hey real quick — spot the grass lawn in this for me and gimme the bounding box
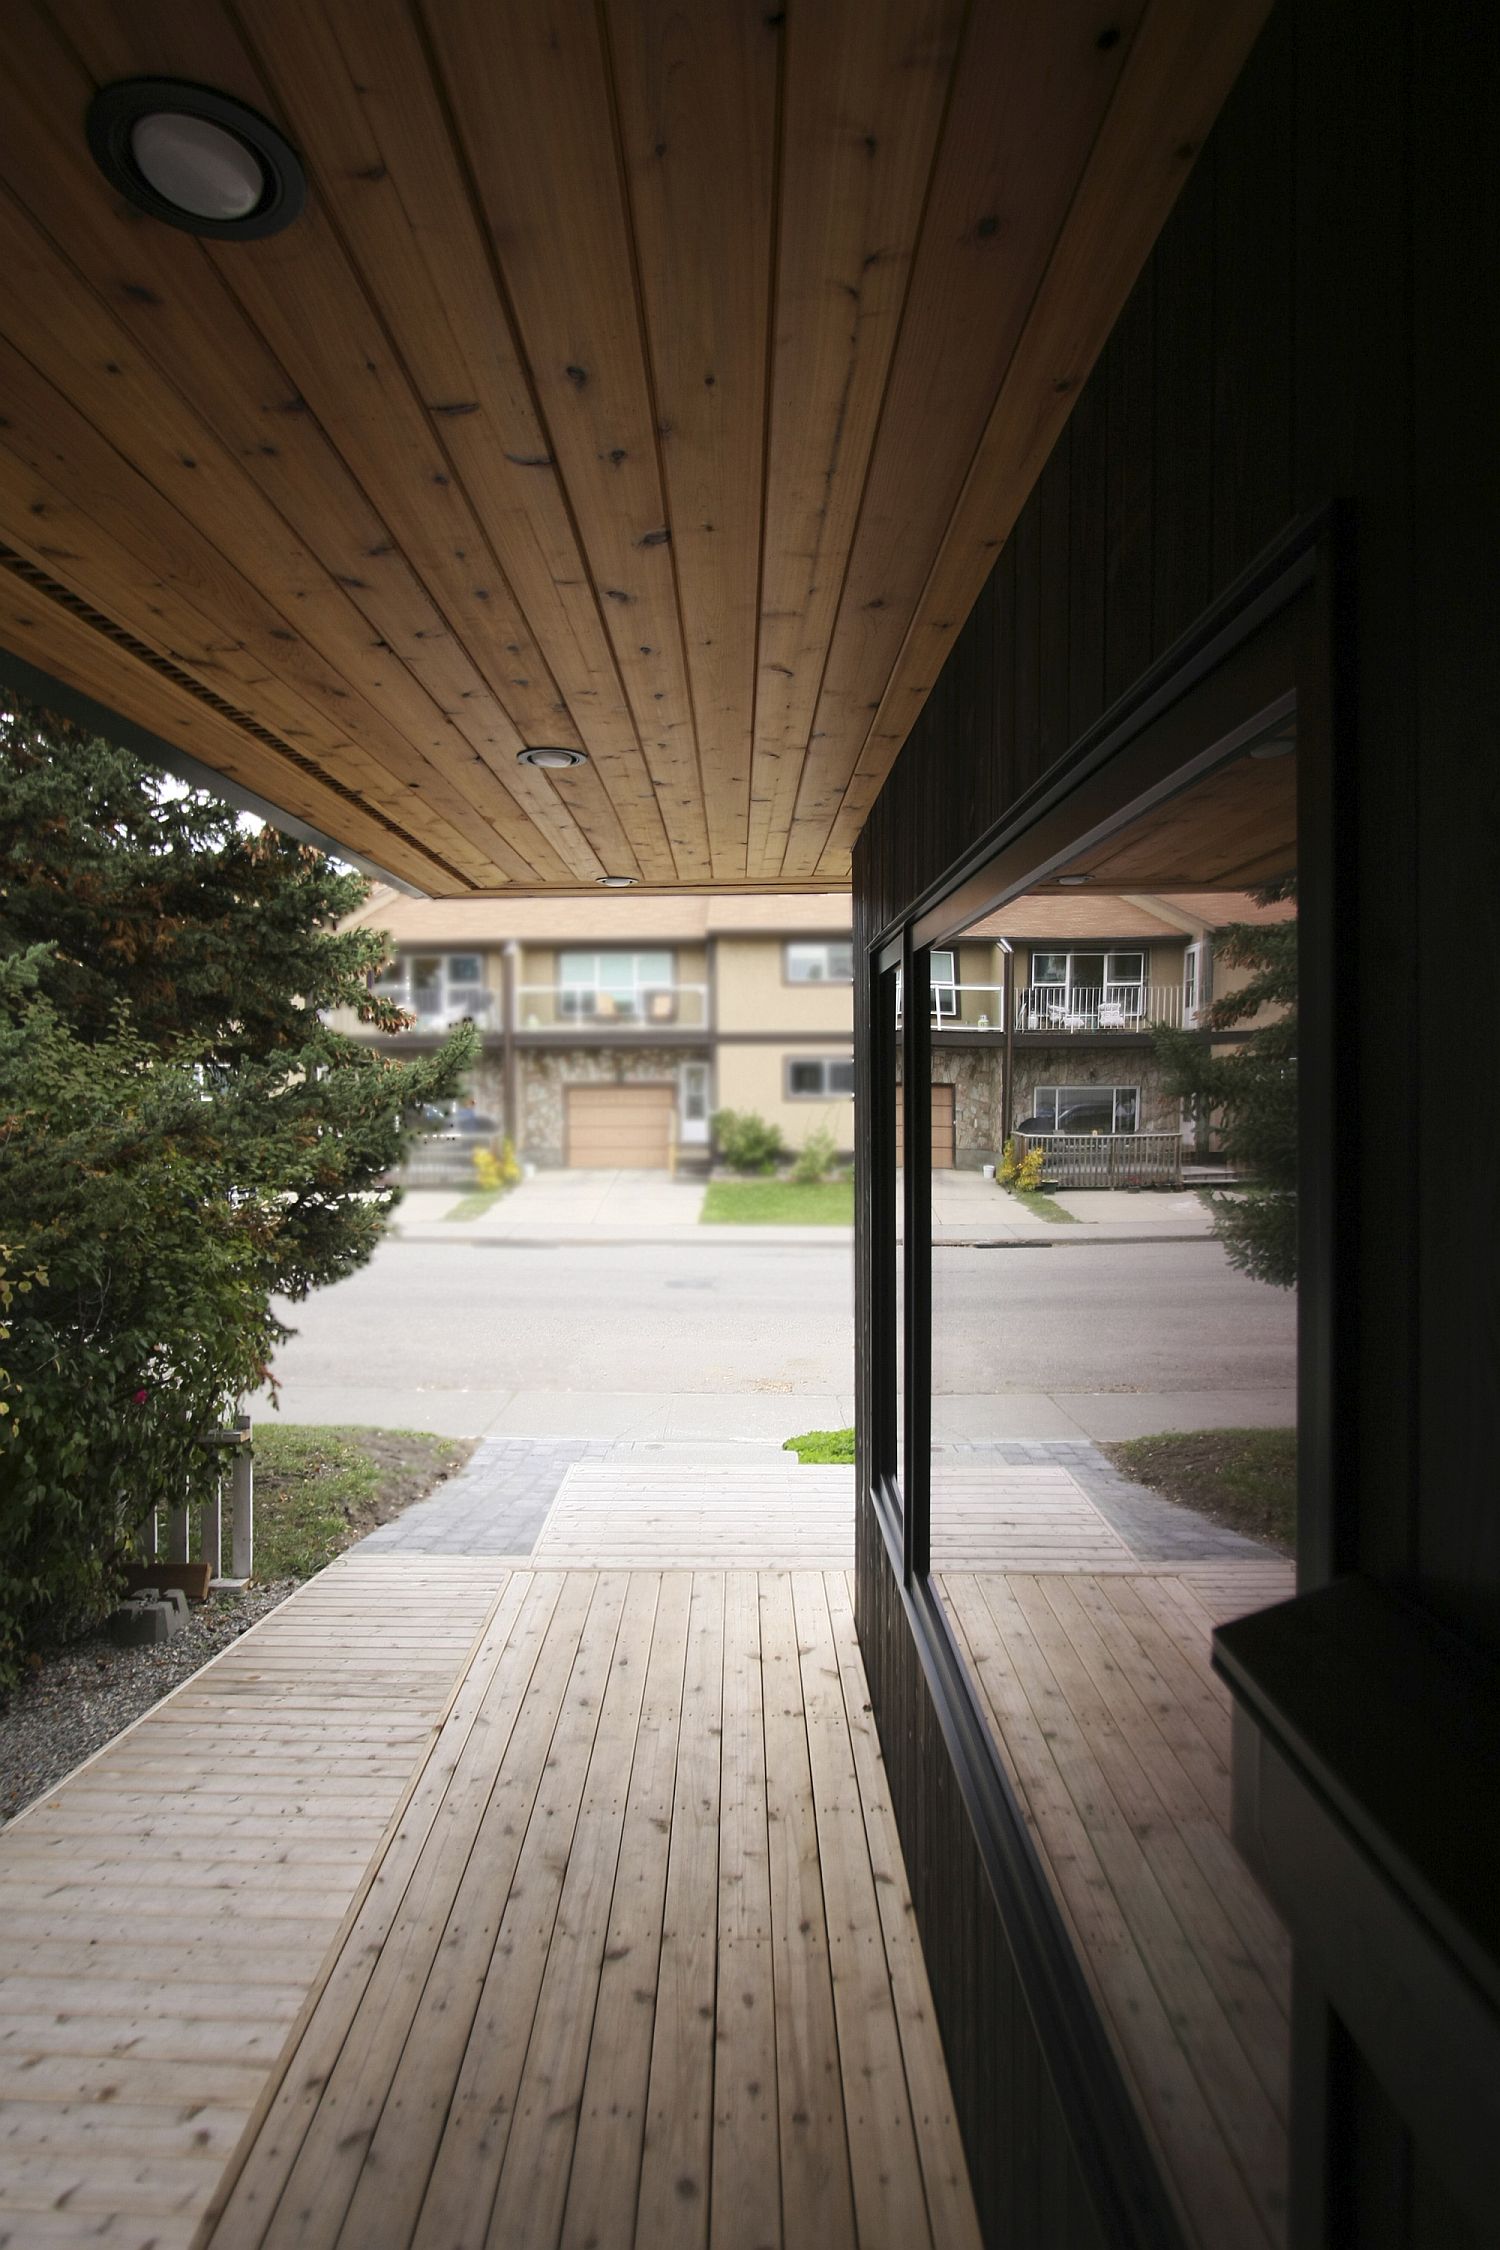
[443,1188,507,1221]
[702,1177,853,1225]
[1103,1427,1297,1553]
[999,1183,1076,1224]
[783,1427,855,1464]
[250,1426,475,1580]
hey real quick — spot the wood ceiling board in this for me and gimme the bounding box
[778,0,1145,879]
[747,0,963,880]
[604,0,778,882]
[32,0,602,888]
[237,0,677,885]
[426,0,714,883]
[0,335,525,888]
[0,185,536,885]
[817,0,1276,874]
[1054,753,1297,889]
[0,575,460,892]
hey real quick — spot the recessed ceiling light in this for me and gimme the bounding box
[1249,736,1295,760]
[516,744,588,769]
[1058,874,1089,887]
[87,80,306,239]
[597,875,636,887]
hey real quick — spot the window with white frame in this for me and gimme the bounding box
[1031,1084,1140,1133]
[786,1054,855,1098]
[785,939,854,984]
[371,951,491,1027]
[557,949,675,1023]
[1025,948,1148,1027]
[929,948,958,1018]
[1183,939,1211,1025]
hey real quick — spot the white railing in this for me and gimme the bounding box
[897,983,1006,1029]
[1015,984,1183,1034]
[516,983,709,1030]
[1015,1131,1183,1187]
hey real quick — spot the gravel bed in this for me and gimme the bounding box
[0,1582,297,1827]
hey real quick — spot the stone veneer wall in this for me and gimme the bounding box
[522,1046,709,1164]
[930,1048,1004,1167]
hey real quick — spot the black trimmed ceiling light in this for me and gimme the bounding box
[516,744,588,770]
[86,79,306,239]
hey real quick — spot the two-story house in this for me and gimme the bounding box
[907,888,1293,1169]
[335,889,855,1168]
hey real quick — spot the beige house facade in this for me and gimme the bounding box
[335,890,855,1166]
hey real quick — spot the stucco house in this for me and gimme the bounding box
[334,888,855,1168]
[902,888,1294,1168]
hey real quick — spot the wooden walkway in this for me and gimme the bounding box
[0,1554,510,2250]
[939,1563,1293,2250]
[199,1568,978,2250]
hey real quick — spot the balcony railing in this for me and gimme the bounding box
[1014,984,1184,1034]
[900,983,1185,1032]
[515,983,710,1030]
[1015,1130,1183,1187]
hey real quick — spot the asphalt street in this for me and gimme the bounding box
[260,1235,1296,1444]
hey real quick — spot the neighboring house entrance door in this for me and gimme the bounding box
[565,1083,674,1168]
[895,1083,956,1169]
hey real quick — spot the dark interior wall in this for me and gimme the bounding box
[854,0,1498,2240]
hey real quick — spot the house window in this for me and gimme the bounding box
[785,939,854,984]
[1024,949,1149,1028]
[558,950,675,1024]
[929,948,957,1019]
[1032,1085,1140,1133]
[1183,940,1210,1024]
[786,1055,855,1098]
[371,952,491,1027]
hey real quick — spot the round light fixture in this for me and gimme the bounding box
[516,744,588,770]
[597,875,636,888]
[87,80,306,240]
[1058,874,1089,887]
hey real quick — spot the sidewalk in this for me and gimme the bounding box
[392,1167,1219,1250]
[254,1379,1292,1443]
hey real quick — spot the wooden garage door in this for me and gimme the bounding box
[895,1083,956,1169]
[565,1083,674,1167]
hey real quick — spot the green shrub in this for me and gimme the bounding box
[997,1136,1020,1185]
[712,1108,783,1174]
[790,1123,839,1185]
[783,1427,855,1464]
[1016,1143,1046,1193]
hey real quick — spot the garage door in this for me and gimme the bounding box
[565,1083,675,1167]
[895,1083,956,1169]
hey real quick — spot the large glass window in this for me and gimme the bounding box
[558,949,675,1023]
[372,951,492,1027]
[898,706,1302,2249]
[785,939,854,983]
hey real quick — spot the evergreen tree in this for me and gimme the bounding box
[1151,877,1297,1288]
[0,702,475,1680]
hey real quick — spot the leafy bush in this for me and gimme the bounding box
[0,704,476,1689]
[1016,1144,1046,1193]
[712,1108,783,1174]
[472,1137,521,1193]
[790,1123,839,1185]
[997,1136,1021,1185]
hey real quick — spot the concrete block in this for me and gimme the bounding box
[109,1599,176,1647]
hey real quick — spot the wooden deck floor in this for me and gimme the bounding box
[199,1567,978,2250]
[939,1563,1293,2250]
[0,1554,511,2250]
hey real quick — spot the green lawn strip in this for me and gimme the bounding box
[783,1428,855,1464]
[1103,1427,1297,1553]
[999,1184,1077,1224]
[701,1178,854,1225]
[250,1426,475,1580]
[443,1188,508,1221]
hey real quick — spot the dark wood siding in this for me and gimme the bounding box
[854,0,1500,2241]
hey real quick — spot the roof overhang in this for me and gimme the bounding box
[0,0,1269,896]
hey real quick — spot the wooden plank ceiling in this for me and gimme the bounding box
[0,0,1268,895]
